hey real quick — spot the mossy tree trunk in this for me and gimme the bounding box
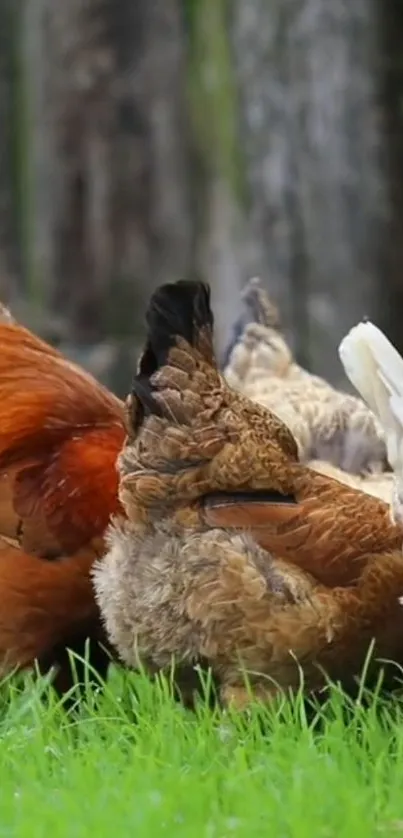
[185,0,247,353]
[231,0,396,386]
[231,0,389,385]
[0,0,23,299]
[231,0,304,350]
[26,0,193,345]
[377,0,403,357]
[16,0,403,387]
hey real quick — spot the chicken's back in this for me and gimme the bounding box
[0,312,126,693]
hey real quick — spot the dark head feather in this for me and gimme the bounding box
[130,279,214,432]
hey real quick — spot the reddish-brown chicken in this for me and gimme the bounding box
[0,304,126,695]
[94,280,403,709]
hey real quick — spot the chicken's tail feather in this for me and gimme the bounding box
[221,277,280,369]
[339,322,403,478]
[129,279,216,433]
[138,279,213,378]
[241,277,281,329]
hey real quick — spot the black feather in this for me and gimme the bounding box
[135,279,213,382]
[131,279,214,428]
[203,489,297,508]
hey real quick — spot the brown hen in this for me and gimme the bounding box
[93,280,403,710]
[0,303,126,695]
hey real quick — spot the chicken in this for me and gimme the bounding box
[0,302,126,695]
[222,277,387,476]
[339,321,403,526]
[93,279,403,710]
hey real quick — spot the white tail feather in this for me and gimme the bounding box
[338,322,403,480]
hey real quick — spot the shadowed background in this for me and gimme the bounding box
[1,0,402,395]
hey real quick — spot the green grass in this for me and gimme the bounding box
[1,666,403,837]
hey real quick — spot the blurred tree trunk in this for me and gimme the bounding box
[0,0,22,298]
[19,0,403,391]
[26,0,192,344]
[377,0,403,357]
[286,0,387,384]
[231,0,387,385]
[185,0,246,353]
[231,0,303,350]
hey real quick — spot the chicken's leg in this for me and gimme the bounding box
[220,682,282,710]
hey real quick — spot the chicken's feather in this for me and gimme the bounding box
[0,324,126,557]
[123,280,400,587]
[339,322,403,475]
[0,315,126,692]
[95,279,403,706]
[339,321,403,527]
[223,277,387,476]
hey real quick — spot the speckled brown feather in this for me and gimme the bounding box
[94,279,403,708]
[95,518,403,707]
[204,467,403,587]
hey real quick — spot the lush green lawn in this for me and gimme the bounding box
[1,666,403,838]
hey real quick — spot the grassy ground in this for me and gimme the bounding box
[1,665,403,838]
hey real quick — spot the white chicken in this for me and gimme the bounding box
[339,322,403,525]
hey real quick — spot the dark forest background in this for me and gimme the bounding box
[1,0,403,395]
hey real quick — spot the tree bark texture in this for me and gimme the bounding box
[27,0,193,344]
[231,0,388,385]
[9,0,403,390]
[0,0,23,299]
